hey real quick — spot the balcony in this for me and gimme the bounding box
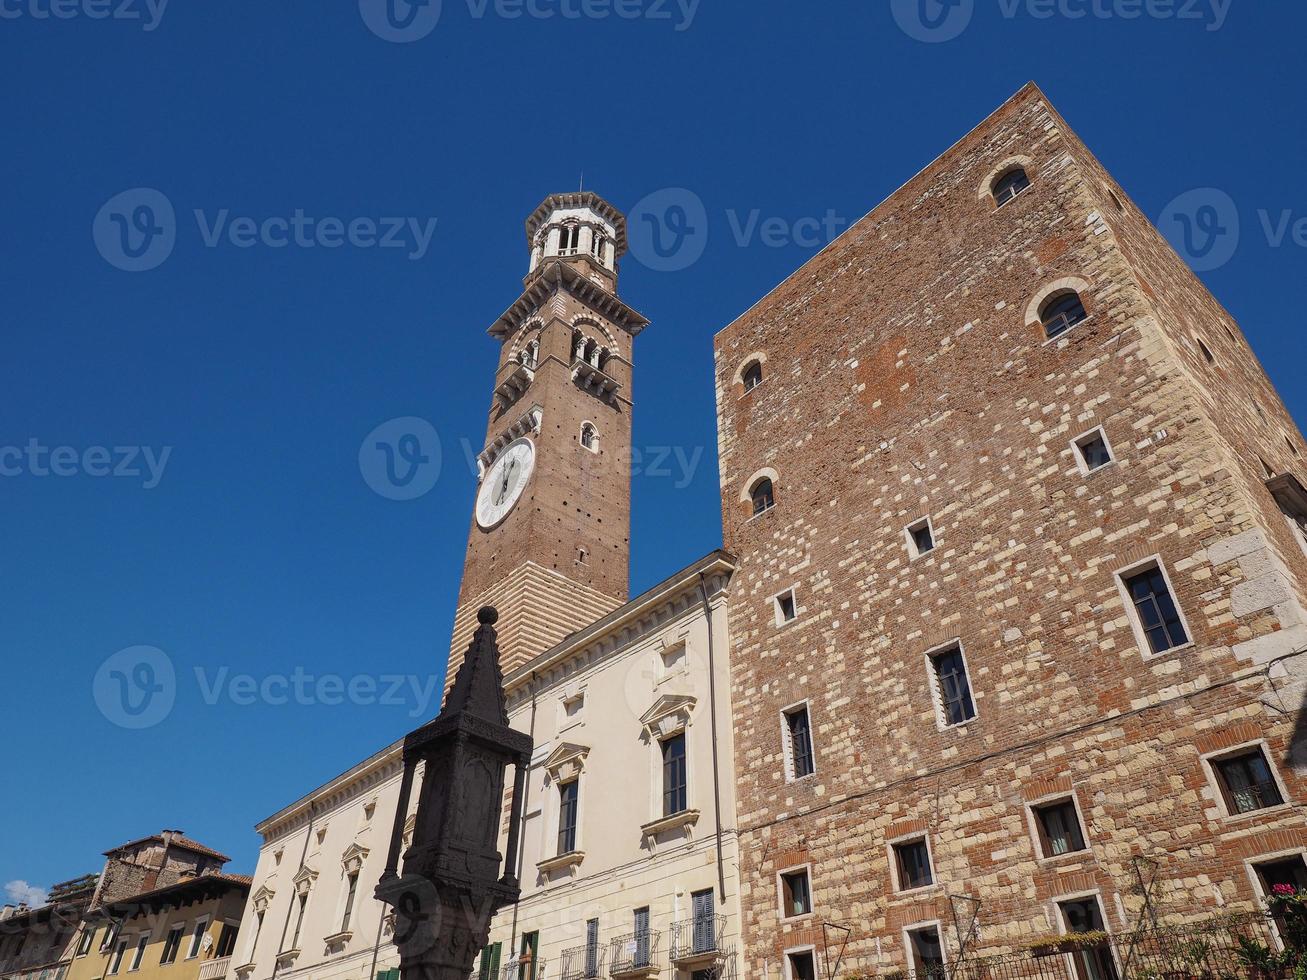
[558,942,604,980]
[495,362,535,410]
[197,957,232,980]
[669,915,725,969]
[571,359,622,400]
[498,959,548,980]
[608,930,660,979]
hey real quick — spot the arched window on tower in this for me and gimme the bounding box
[520,340,539,370]
[992,167,1032,208]
[580,423,598,453]
[559,224,581,256]
[1040,291,1089,340]
[750,477,775,516]
[742,360,764,392]
[591,232,606,260]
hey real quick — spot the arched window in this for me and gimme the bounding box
[580,423,598,452]
[1040,292,1089,340]
[750,477,775,516]
[591,232,606,259]
[992,167,1031,207]
[559,224,581,255]
[520,340,539,369]
[742,361,763,392]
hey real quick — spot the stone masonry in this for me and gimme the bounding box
[713,82,1307,977]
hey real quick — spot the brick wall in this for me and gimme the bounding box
[713,83,1307,976]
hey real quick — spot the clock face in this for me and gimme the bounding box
[476,438,536,529]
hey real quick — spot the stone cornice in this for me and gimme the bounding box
[488,261,648,340]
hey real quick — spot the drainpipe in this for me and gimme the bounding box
[697,571,728,902]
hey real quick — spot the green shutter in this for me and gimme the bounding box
[478,943,501,980]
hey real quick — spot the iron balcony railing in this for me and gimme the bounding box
[608,929,661,975]
[497,958,547,980]
[558,943,604,980]
[669,914,726,962]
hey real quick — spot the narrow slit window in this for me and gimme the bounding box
[907,518,935,558]
[775,589,797,624]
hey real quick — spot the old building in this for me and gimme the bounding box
[0,875,98,980]
[713,82,1307,979]
[68,833,248,980]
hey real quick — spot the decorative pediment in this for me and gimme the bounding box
[251,885,276,913]
[292,866,318,896]
[340,843,369,875]
[542,742,590,783]
[639,694,697,740]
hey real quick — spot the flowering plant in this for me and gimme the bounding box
[1235,887,1307,979]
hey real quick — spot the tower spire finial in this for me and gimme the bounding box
[579,171,584,192]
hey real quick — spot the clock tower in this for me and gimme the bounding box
[448,191,649,678]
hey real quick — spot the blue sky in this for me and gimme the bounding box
[2,0,1305,892]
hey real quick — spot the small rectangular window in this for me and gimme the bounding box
[215,924,239,959]
[1033,798,1087,857]
[109,939,129,975]
[160,925,185,966]
[661,733,687,816]
[774,589,797,625]
[780,869,812,919]
[893,838,934,891]
[906,518,936,558]
[1212,747,1283,815]
[1058,898,1117,980]
[129,935,149,972]
[929,645,976,726]
[1074,428,1114,473]
[906,926,946,980]
[187,920,208,960]
[784,704,815,779]
[786,950,817,980]
[77,927,97,958]
[558,780,579,853]
[1121,564,1189,654]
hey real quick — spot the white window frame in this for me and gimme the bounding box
[779,699,816,782]
[550,774,583,856]
[1245,849,1307,949]
[75,925,96,958]
[579,421,599,454]
[905,516,937,560]
[1024,789,1091,863]
[924,639,978,730]
[160,923,186,966]
[772,586,799,627]
[776,863,815,922]
[1071,426,1115,476]
[901,920,948,979]
[1113,555,1194,660]
[108,936,130,975]
[782,944,819,980]
[1052,891,1119,974]
[653,727,692,821]
[129,933,149,973]
[1200,740,1291,821]
[186,915,210,960]
[887,832,937,895]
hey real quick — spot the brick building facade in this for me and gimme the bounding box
[713,83,1307,978]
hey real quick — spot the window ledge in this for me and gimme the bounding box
[1139,640,1196,662]
[744,506,775,526]
[233,963,256,979]
[641,809,700,840]
[275,949,301,969]
[536,850,585,875]
[892,883,941,899]
[322,930,353,952]
[1219,802,1292,823]
[1037,848,1093,867]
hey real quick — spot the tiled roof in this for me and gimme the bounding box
[104,833,232,863]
